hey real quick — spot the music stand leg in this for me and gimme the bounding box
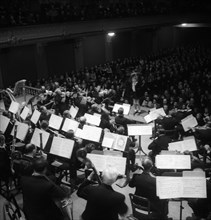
[179,200,184,220]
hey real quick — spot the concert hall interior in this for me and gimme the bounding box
[0,0,211,220]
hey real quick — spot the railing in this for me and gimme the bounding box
[14,85,41,101]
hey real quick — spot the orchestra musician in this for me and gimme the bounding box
[77,166,128,220]
[21,157,68,220]
[129,157,169,220]
[0,134,13,189]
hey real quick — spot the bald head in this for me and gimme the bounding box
[142,157,153,172]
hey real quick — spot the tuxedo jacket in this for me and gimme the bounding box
[77,179,128,220]
[21,175,66,220]
[129,172,168,216]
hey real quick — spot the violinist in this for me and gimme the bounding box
[77,166,128,220]
[129,157,169,220]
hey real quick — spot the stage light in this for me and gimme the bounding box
[107,32,115,37]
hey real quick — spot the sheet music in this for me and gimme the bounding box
[168,137,197,153]
[127,124,152,136]
[144,114,153,123]
[69,106,79,118]
[82,125,102,142]
[9,101,20,114]
[30,109,41,124]
[183,170,205,177]
[87,154,106,172]
[74,128,83,139]
[155,155,191,169]
[11,121,29,141]
[62,118,79,133]
[156,177,183,199]
[93,113,101,118]
[84,113,101,126]
[51,160,63,167]
[0,115,10,133]
[113,134,128,151]
[112,103,130,115]
[156,176,207,199]
[182,177,207,198]
[20,106,30,120]
[0,101,5,110]
[49,114,63,130]
[50,136,74,159]
[30,128,50,148]
[181,114,198,132]
[87,154,126,175]
[102,136,114,148]
[144,108,166,123]
[105,155,126,175]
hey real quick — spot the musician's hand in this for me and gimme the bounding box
[87,171,95,181]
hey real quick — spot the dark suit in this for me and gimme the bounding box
[77,179,128,220]
[129,172,168,219]
[115,115,134,135]
[0,147,12,180]
[21,175,66,220]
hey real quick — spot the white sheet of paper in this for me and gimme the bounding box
[127,124,152,136]
[113,134,128,151]
[87,154,126,175]
[156,177,183,199]
[168,137,197,153]
[30,109,41,124]
[49,114,63,130]
[0,101,5,110]
[30,128,50,148]
[20,106,30,120]
[87,154,106,172]
[93,113,101,118]
[11,121,29,141]
[112,103,130,115]
[84,113,101,126]
[82,125,102,142]
[144,108,166,123]
[183,170,205,177]
[9,101,20,114]
[74,128,84,139]
[105,155,126,175]
[144,114,153,123]
[181,115,198,132]
[182,177,207,198]
[69,106,79,118]
[102,136,114,148]
[0,115,10,133]
[62,118,79,133]
[51,160,63,167]
[155,155,191,169]
[156,176,207,199]
[50,136,74,159]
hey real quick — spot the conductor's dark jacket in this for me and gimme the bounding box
[77,179,128,220]
[21,175,66,220]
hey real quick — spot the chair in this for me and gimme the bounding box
[129,193,154,220]
[3,193,25,220]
